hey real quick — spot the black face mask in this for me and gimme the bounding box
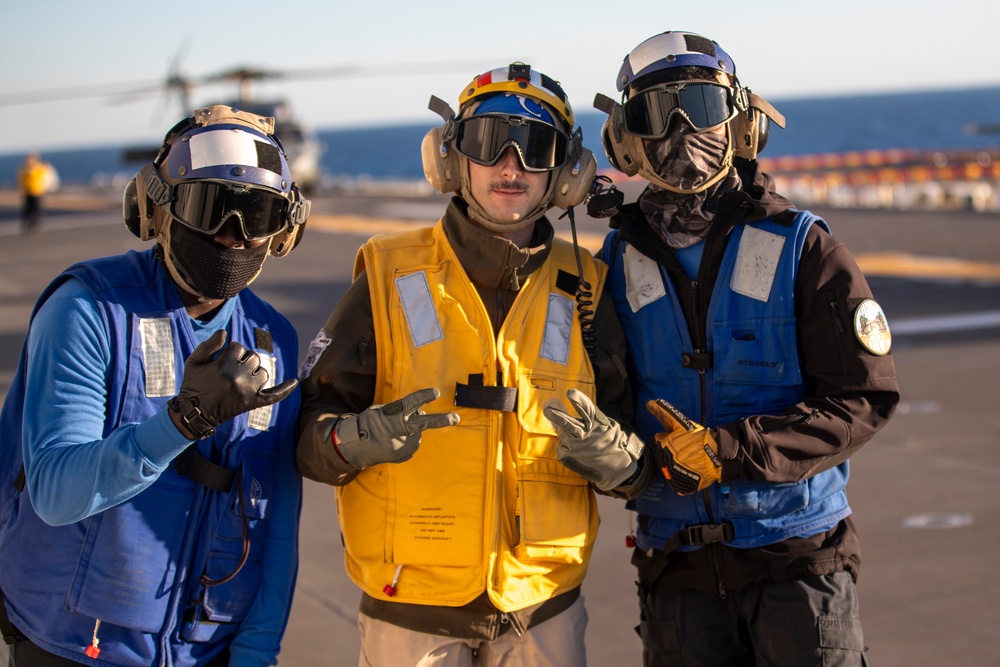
[168,221,269,299]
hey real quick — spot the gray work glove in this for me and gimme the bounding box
[543,388,644,490]
[171,330,298,440]
[334,387,460,469]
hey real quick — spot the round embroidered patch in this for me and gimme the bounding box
[853,299,892,355]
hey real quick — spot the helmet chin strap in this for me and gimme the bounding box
[159,222,211,300]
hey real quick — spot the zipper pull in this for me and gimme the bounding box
[383,564,403,597]
[84,619,102,658]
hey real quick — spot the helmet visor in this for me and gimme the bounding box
[170,181,289,240]
[455,114,569,172]
[623,82,736,138]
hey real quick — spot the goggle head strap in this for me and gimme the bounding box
[269,184,310,258]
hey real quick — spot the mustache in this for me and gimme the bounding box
[489,180,529,192]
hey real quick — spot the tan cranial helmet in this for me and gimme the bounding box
[421,63,596,231]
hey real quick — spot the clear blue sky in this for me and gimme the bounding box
[2,0,998,154]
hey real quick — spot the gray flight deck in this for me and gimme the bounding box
[1,186,998,666]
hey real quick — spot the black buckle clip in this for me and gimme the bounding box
[682,522,734,546]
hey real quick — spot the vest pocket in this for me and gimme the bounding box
[68,479,192,633]
[515,372,595,461]
[712,318,803,417]
[717,479,810,517]
[515,469,592,565]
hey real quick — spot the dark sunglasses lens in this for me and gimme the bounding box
[233,189,288,239]
[623,90,665,137]
[677,84,732,129]
[624,84,733,137]
[457,116,566,170]
[171,181,229,233]
[172,182,287,239]
[519,122,568,170]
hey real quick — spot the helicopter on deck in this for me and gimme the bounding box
[1,56,493,193]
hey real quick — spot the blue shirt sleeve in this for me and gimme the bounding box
[22,277,194,527]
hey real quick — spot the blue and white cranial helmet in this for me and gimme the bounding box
[617,31,737,93]
[160,119,292,195]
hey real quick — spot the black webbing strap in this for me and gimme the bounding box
[634,519,735,589]
[454,374,518,413]
[682,351,714,370]
[174,447,236,493]
[13,466,25,493]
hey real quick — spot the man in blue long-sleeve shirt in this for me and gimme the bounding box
[0,105,310,667]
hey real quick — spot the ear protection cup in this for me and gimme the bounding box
[269,223,304,257]
[128,164,160,241]
[731,91,784,160]
[598,103,645,177]
[550,146,597,209]
[122,177,141,238]
[421,126,461,194]
[731,107,768,160]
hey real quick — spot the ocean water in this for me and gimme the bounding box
[2,85,1000,187]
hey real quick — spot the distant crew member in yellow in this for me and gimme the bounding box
[17,152,57,234]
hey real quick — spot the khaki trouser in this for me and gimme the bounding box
[357,595,588,667]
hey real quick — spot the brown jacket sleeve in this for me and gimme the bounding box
[716,224,901,483]
[296,272,378,486]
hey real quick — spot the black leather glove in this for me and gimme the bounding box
[334,387,460,469]
[170,330,298,439]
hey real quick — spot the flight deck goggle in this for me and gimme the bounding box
[623,82,741,138]
[143,165,306,240]
[454,114,570,172]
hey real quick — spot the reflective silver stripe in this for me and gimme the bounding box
[247,354,276,431]
[731,226,784,302]
[397,271,443,348]
[140,317,176,398]
[541,293,574,364]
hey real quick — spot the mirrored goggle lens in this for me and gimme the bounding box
[455,115,569,172]
[623,83,734,138]
[170,181,289,240]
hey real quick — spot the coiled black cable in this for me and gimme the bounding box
[561,204,596,358]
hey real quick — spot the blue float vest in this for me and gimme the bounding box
[0,248,299,666]
[602,211,852,550]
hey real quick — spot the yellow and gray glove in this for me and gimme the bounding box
[333,387,460,470]
[170,330,298,440]
[543,388,644,490]
[646,399,722,495]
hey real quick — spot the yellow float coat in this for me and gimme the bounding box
[337,219,606,611]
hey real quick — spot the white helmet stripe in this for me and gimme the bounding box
[189,128,274,171]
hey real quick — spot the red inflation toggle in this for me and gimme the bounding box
[383,583,397,597]
[625,535,636,548]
